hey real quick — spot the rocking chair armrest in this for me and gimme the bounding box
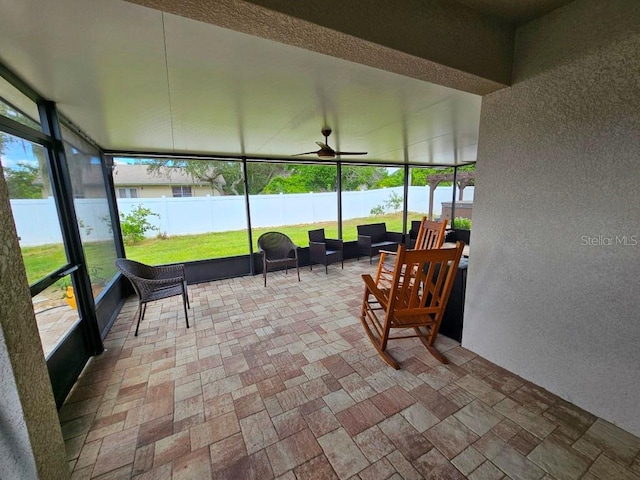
[362,274,388,306]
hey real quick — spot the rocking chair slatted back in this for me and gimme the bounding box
[376,217,448,292]
[413,217,448,250]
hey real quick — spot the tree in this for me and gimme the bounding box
[4,163,42,198]
[145,159,287,195]
[145,159,234,195]
[1,103,49,197]
[261,164,336,194]
[245,162,287,194]
[341,166,388,191]
[261,164,391,194]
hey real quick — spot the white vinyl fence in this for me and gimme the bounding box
[12,186,472,246]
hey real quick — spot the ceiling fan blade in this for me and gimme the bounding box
[334,151,368,155]
[316,141,330,149]
[291,150,320,156]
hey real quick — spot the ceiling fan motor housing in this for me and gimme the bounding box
[317,150,336,158]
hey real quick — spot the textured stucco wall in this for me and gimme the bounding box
[0,161,70,479]
[465,0,640,435]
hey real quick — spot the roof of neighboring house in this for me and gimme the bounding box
[112,164,208,186]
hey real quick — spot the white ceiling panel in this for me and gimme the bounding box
[0,0,483,165]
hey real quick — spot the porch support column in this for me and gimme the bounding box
[0,161,70,479]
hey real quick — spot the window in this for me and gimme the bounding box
[247,161,338,247]
[341,165,400,241]
[118,188,138,198]
[114,157,248,262]
[1,132,77,355]
[172,186,192,197]
[0,77,41,131]
[61,124,119,300]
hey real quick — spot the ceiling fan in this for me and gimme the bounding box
[293,127,367,159]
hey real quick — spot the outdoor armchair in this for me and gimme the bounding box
[357,222,404,264]
[115,258,190,336]
[308,228,343,274]
[257,232,300,287]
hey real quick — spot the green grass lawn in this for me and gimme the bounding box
[21,212,424,284]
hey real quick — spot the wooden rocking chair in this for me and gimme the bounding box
[360,242,464,369]
[377,217,448,291]
[412,217,448,251]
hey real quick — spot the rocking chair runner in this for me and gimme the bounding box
[360,242,464,369]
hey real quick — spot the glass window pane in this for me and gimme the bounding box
[33,276,80,358]
[1,132,68,283]
[114,157,248,262]
[341,165,403,241]
[451,164,475,230]
[61,124,119,298]
[247,161,338,248]
[0,76,41,131]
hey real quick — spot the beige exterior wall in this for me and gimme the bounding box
[114,184,214,198]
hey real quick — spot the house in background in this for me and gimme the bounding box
[112,164,214,198]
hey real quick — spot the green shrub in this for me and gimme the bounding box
[370,205,385,215]
[370,192,403,215]
[120,205,160,245]
[453,217,472,229]
[384,191,403,212]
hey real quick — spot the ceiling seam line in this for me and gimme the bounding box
[161,12,175,152]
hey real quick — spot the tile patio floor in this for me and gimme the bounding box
[60,259,640,479]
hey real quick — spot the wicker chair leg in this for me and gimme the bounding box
[182,287,190,329]
[296,263,300,282]
[325,263,328,274]
[263,259,267,287]
[184,282,190,309]
[134,301,146,336]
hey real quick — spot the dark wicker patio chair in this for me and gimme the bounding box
[257,232,300,287]
[115,258,190,336]
[308,228,343,274]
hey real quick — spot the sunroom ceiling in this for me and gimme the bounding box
[0,0,486,165]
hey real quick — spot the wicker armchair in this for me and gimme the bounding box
[308,228,343,274]
[115,258,190,336]
[257,232,300,287]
